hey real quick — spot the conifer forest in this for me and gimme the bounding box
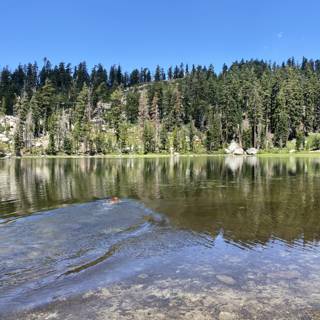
[1,57,320,156]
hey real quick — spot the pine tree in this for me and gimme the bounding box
[282,69,304,137]
[0,68,15,114]
[274,109,289,147]
[167,67,173,80]
[47,114,57,155]
[13,93,29,155]
[143,120,156,153]
[109,88,125,143]
[126,89,140,123]
[154,66,161,82]
[14,123,23,156]
[247,81,263,148]
[74,62,90,91]
[169,86,183,128]
[130,69,140,85]
[73,84,91,151]
[30,91,42,137]
[39,80,56,132]
[25,63,38,97]
[206,112,222,151]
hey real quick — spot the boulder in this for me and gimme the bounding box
[246,147,258,155]
[233,147,244,155]
[226,141,240,153]
[225,141,245,155]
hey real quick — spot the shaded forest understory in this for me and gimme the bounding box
[1,57,320,156]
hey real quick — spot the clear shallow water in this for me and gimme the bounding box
[1,156,320,319]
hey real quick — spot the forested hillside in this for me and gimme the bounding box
[1,57,320,156]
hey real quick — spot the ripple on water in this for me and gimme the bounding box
[0,199,168,313]
[1,196,320,319]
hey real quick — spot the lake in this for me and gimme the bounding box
[1,156,320,319]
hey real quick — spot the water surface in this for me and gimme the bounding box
[1,156,320,319]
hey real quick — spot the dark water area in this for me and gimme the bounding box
[1,156,320,319]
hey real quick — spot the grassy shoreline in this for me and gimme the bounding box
[2,151,320,160]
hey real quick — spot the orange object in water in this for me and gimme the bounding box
[109,196,119,204]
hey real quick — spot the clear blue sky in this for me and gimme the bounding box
[0,0,319,72]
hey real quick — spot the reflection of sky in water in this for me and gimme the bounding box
[0,157,320,318]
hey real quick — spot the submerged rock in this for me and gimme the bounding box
[216,275,236,285]
[269,270,301,279]
[219,311,237,320]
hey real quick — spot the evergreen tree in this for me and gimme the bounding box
[0,68,15,114]
[154,65,161,82]
[73,84,91,150]
[126,89,140,123]
[39,80,56,132]
[247,81,263,147]
[168,67,173,80]
[13,93,29,155]
[109,89,125,143]
[130,69,140,85]
[25,63,38,97]
[206,112,222,151]
[74,62,90,91]
[169,86,183,128]
[274,109,290,147]
[47,114,58,155]
[14,123,24,156]
[143,120,156,153]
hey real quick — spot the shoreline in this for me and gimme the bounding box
[1,151,320,160]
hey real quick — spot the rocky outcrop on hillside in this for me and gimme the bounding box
[0,116,18,157]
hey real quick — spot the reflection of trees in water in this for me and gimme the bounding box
[0,156,320,246]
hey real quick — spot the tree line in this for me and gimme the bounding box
[1,57,320,155]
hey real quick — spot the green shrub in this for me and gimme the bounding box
[306,133,320,150]
[63,136,73,155]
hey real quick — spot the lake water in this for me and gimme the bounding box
[1,156,320,319]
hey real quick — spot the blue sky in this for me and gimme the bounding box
[0,0,319,72]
